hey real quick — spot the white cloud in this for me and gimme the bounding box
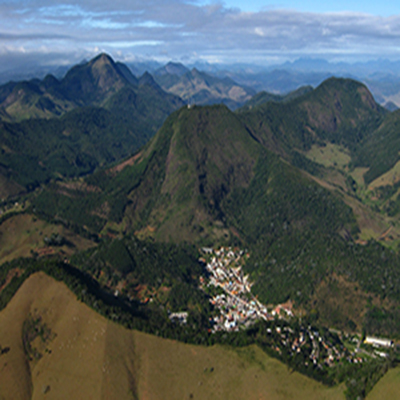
[0,0,400,69]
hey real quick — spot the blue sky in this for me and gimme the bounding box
[221,0,398,16]
[0,0,400,72]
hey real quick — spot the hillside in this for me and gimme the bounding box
[240,78,385,158]
[31,103,355,245]
[0,272,348,400]
[353,109,400,183]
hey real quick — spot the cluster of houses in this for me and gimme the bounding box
[200,246,272,332]
[268,324,348,367]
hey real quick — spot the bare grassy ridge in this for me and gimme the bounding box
[0,272,346,400]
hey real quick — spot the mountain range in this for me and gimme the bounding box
[3,53,400,399]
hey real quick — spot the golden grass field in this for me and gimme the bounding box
[367,366,400,400]
[0,272,348,400]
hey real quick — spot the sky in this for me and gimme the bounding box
[1,0,400,72]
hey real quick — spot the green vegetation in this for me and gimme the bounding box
[240,78,385,159]
[354,110,400,184]
[0,53,183,192]
[22,313,54,362]
[5,67,400,398]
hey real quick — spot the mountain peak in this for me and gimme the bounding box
[155,62,189,77]
[190,67,201,75]
[130,104,259,242]
[90,53,115,67]
[61,53,129,103]
[139,71,160,89]
[314,77,380,111]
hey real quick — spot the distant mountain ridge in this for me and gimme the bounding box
[154,66,256,110]
[0,53,180,122]
[154,61,189,77]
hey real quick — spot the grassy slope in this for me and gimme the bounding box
[305,143,351,169]
[368,367,400,400]
[0,272,346,400]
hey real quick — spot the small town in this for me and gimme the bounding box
[199,246,395,369]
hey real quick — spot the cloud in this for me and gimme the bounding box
[1,0,400,70]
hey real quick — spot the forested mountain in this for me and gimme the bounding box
[0,54,184,197]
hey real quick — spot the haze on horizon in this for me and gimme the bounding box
[1,0,400,73]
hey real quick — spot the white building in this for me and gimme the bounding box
[364,336,393,348]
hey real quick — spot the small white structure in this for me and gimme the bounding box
[169,312,188,324]
[364,336,393,348]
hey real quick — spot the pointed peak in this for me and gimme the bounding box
[155,62,189,77]
[139,72,159,88]
[91,53,115,66]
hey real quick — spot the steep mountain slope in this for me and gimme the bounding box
[0,53,183,123]
[59,53,134,105]
[155,68,255,110]
[32,105,261,241]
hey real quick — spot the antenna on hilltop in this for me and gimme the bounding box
[187,95,193,109]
